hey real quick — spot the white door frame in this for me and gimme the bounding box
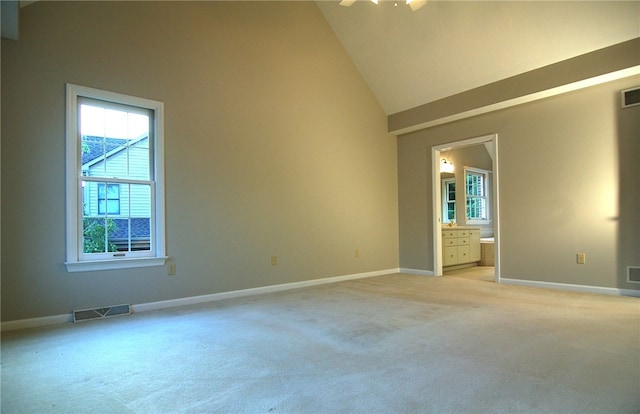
[432,134,501,281]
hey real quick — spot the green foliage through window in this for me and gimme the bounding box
[83,217,118,253]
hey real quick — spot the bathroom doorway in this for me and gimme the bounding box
[432,134,500,281]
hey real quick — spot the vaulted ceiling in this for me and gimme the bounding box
[316,1,640,115]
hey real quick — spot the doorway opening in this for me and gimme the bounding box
[432,134,500,282]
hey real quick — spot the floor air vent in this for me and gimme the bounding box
[73,304,131,322]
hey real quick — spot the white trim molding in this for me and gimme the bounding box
[1,314,74,332]
[65,256,169,272]
[501,278,640,298]
[133,268,400,313]
[1,268,399,332]
[399,268,435,276]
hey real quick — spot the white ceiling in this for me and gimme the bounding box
[316,0,640,115]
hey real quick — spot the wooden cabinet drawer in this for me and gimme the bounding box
[457,237,470,245]
[442,230,457,238]
[443,237,457,247]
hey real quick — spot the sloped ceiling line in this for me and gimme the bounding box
[388,38,640,134]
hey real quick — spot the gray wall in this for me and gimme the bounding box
[398,76,640,290]
[1,1,399,321]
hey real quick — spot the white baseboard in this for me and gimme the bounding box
[500,278,640,298]
[134,268,399,313]
[399,268,435,276]
[1,268,399,332]
[0,314,73,332]
[8,270,634,332]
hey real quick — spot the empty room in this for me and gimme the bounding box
[2,1,639,412]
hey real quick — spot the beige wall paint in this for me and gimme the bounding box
[1,1,399,321]
[399,76,640,290]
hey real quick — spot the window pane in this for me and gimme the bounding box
[97,183,120,215]
[82,180,95,216]
[108,184,152,252]
[104,108,128,138]
[466,173,485,197]
[466,196,486,219]
[81,135,106,177]
[132,218,151,251]
[130,184,150,216]
[110,218,130,251]
[80,102,150,181]
[447,182,455,201]
[128,143,150,180]
[107,200,120,214]
[80,104,105,137]
[476,176,484,196]
[447,202,456,220]
[83,217,118,254]
[106,184,119,198]
[108,218,152,252]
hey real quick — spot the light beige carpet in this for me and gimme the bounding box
[2,272,639,413]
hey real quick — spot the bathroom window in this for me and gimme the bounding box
[465,167,491,224]
[442,178,456,223]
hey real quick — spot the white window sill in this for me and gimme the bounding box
[65,256,168,272]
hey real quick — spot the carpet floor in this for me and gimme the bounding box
[2,270,639,413]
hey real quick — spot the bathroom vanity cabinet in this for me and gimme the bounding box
[442,227,481,268]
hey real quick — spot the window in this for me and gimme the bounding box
[97,183,120,215]
[442,178,456,223]
[465,167,490,223]
[66,84,166,271]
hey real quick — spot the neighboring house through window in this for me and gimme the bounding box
[66,84,167,271]
[98,183,120,215]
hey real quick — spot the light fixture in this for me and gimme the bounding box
[407,0,427,11]
[441,158,454,173]
[340,0,427,11]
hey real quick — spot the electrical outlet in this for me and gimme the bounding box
[168,262,176,275]
[271,256,278,266]
[577,253,586,264]
[355,249,360,258]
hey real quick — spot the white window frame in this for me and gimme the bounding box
[441,178,456,224]
[464,166,491,225]
[65,84,167,272]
